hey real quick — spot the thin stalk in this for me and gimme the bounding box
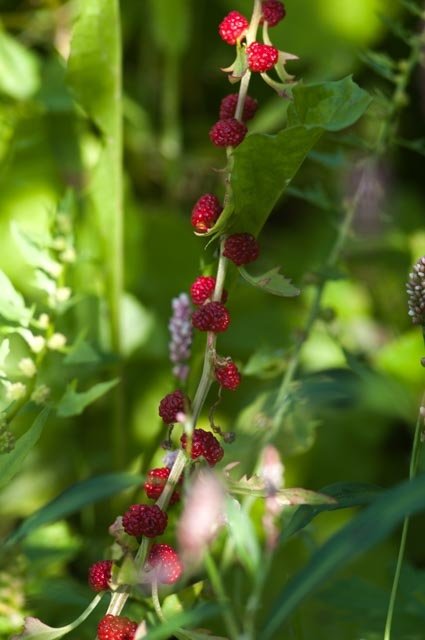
[204,552,241,640]
[384,391,425,640]
[151,580,165,622]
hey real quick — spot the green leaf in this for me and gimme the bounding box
[239,266,300,298]
[207,77,370,239]
[64,339,101,365]
[6,472,143,544]
[286,77,373,131]
[0,409,50,490]
[11,223,61,277]
[225,497,261,575]
[280,482,382,542]
[227,474,335,506]
[0,29,40,100]
[261,473,425,639]
[0,270,32,325]
[56,379,119,417]
[359,51,396,82]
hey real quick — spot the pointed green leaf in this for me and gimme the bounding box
[0,29,40,100]
[207,77,370,239]
[0,409,50,490]
[227,475,335,506]
[57,379,119,417]
[6,472,144,544]
[286,76,372,131]
[239,266,300,297]
[280,482,382,542]
[262,473,425,639]
[0,270,32,325]
[226,497,260,575]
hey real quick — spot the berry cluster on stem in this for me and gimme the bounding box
[85,1,295,636]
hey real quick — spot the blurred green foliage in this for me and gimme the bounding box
[0,0,424,638]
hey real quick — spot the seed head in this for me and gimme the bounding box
[407,256,425,325]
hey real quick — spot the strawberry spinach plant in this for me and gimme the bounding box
[1,1,425,639]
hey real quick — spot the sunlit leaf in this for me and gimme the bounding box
[0,270,32,325]
[227,475,335,506]
[225,497,260,575]
[0,29,40,100]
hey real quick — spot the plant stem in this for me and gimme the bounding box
[151,579,165,622]
[383,391,425,640]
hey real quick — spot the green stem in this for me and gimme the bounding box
[152,579,165,622]
[204,552,241,640]
[384,392,425,640]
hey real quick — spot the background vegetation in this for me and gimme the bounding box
[0,0,424,638]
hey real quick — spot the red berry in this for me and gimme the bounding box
[218,11,249,45]
[223,233,259,266]
[191,194,222,234]
[88,560,113,592]
[144,467,181,505]
[261,0,286,27]
[209,118,247,148]
[192,301,230,333]
[181,428,224,467]
[215,361,241,391]
[122,504,168,538]
[246,42,279,73]
[190,276,228,306]
[158,389,186,424]
[147,543,183,585]
[97,615,138,640]
[219,93,258,122]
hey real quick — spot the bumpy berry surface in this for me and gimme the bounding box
[209,118,247,148]
[97,615,138,640]
[223,233,259,266]
[246,42,279,73]
[261,0,286,26]
[191,194,222,234]
[190,276,228,306]
[88,560,113,592]
[192,301,230,333]
[122,504,168,538]
[158,389,186,424]
[215,361,241,391]
[219,93,258,122]
[144,467,181,505]
[218,10,249,45]
[181,428,224,466]
[147,543,183,585]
